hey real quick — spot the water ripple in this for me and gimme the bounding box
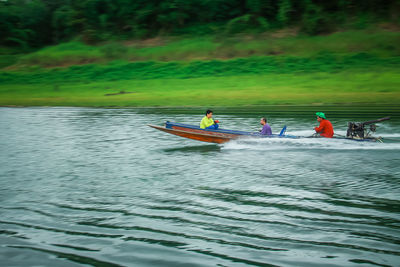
[1,107,399,266]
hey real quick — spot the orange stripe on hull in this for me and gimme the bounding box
[148,125,238,144]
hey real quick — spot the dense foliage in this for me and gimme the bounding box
[1,0,398,48]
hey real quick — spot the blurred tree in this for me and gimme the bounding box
[157,0,191,32]
[52,5,75,42]
[301,0,334,34]
[0,0,50,48]
[277,0,292,26]
[0,0,398,48]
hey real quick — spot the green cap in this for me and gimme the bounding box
[316,112,326,119]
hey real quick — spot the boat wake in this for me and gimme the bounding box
[222,135,400,151]
[288,129,400,138]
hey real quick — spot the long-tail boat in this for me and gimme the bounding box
[149,117,390,144]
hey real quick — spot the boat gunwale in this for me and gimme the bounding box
[164,121,298,137]
[149,123,301,140]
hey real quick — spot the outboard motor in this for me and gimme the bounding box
[346,117,390,139]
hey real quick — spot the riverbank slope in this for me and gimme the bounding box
[1,29,399,107]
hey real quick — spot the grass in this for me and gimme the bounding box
[0,55,18,69]
[2,28,399,68]
[0,28,399,107]
[1,70,399,107]
[2,53,399,84]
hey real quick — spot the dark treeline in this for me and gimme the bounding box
[0,0,398,48]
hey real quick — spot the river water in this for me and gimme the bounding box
[0,107,399,267]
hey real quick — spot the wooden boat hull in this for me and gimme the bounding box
[148,124,238,143]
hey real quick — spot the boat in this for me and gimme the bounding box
[149,117,390,144]
[148,121,298,144]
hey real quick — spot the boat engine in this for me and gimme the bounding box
[346,117,390,139]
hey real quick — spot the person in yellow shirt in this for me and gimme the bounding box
[200,109,219,129]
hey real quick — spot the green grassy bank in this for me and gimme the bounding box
[2,29,399,68]
[1,69,399,107]
[1,29,399,107]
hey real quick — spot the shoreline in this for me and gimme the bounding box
[2,104,400,118]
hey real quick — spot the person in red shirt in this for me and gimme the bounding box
[314,112,334,138]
